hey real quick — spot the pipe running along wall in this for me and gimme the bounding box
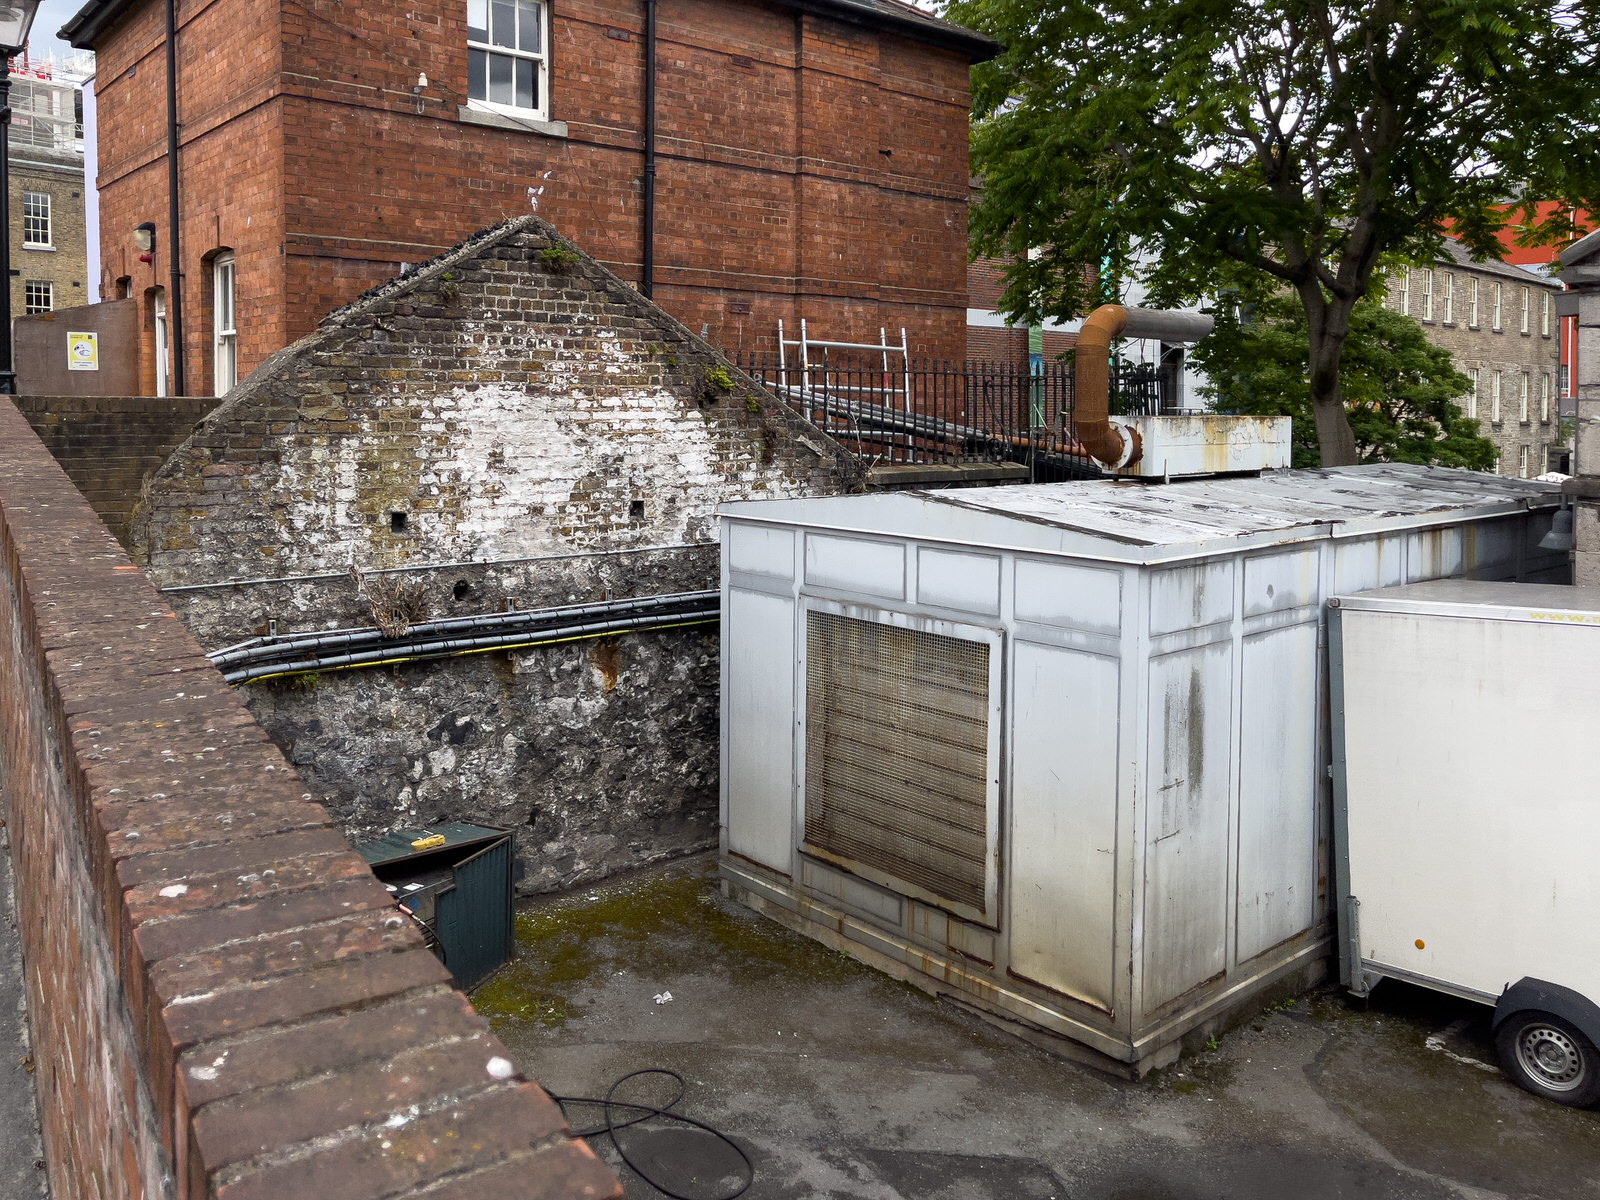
[212,590,719,684]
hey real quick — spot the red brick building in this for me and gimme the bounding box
[62,0,993,396]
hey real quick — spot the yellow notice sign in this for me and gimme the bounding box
[67,332,99,371]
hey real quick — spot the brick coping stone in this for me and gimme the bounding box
[0,395,618,1199]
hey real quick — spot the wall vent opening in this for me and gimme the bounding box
[803,610,989,911]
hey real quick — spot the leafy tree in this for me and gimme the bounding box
[1192,287,1496,468]
[947,0,1600,464]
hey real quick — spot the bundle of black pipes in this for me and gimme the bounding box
[210,590,720,685]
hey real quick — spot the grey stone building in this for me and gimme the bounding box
[1389,238,1564,477]
[7,67,89,321]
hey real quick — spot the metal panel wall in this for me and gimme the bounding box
[1143,640,1234,1012]
[725,588,798,872]
[1008,641,1120,1010]
[1234,621,1320,961]
[434,835,513,991]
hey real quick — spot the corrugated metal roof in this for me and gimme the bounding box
[356,822,508,868]
[721,464,1559,562]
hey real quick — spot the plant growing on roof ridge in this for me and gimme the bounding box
[438,270,461,305]
[539,244,581,273]
[951,0,1600,467]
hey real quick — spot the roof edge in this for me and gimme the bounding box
[63,0,996,60]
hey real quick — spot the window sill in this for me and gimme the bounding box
[22,243,54,252]
[458,106,568,138]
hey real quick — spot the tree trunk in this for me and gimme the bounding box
[1302,290,1360,467]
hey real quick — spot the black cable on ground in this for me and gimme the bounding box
[552,1069,753,1200]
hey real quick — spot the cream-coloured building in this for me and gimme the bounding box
[1390,239,1564,477]
[7,65,89,324]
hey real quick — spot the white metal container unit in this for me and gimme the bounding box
[719,465,1564,1070]
[1330,580,1600,1107]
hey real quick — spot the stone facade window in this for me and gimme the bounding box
[1541,292,1551,337]
[467,0,549,121]
[1492,370,1502,423]
[1492,282,1502,331]
[1466,368,1478,419]
[1519,371,1529,423]
[22,191,50,248]
[1468,277,1479,328]
[1519,444,1529,478]
[1520,286,1530,335]
[1441,273,1453,324]
[1541,373,1551,423]
[1421,269,1433,321]
[23,280,52,313]
[1399,269,1411,316]
[213,252,237,395]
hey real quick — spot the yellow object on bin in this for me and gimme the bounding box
[410,833,447,851]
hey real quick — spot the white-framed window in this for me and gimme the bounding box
[23,280,51,313]
[1421,270,1434,321]
[1541,292,1551,337]
[153,288,169,399]
[1442,273,1453,324]
[1519,444,1529,478]
[1520,286,1530,334]
[1492,370,1502,423]
[213,252,237,394]
[1519,372,1529,422]
[1466,368,1479,419]
[22,192,50,248]
[1493,283,1502,331]
[1399,270,1411,316]
[1541,373,1551,423]
[1468,277,1479,328]
[467,0,549,121]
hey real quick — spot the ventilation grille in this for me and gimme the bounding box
[804,611,990,911]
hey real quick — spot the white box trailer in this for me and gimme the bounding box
[1330,580,1600,1106]
[719,465,1564,1072]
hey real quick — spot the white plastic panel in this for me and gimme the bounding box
[1235,622,1319,961]
[1333,535,1404,594]
[728,523,795,580]
[1148,560,1234,635]
[1406,526,1465,582]
[724,588,796,872]
[805,534,905,599]
[1243,549,1319,617]
[918,546,1001,615]
[1341,609,1600,1004]
[800,858,903,926]
[1143,640,1234,1012]
[1013,559,1121,634]
[1008,641,1119,1009]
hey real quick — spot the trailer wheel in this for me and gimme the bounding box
[1495,1011,1600,1107]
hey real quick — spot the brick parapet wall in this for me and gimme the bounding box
[0,400,618,1199]
[15,395,220,548]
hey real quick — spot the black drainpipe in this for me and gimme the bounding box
[165,0,185,394]
[641,0,656,299]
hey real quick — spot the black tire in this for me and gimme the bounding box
[1495,1011,1600,1108]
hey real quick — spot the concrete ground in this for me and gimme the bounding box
[478,856,1600,1200]
[0,817,49,1198]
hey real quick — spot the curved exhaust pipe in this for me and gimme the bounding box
[1073,304,1216,470]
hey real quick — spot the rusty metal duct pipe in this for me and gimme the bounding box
[1073,304,1215,470]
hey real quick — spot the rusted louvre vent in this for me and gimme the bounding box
[804,611,989,910]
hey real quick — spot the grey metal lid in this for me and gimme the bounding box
[356,821,509,868]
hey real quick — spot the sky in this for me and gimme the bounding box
[27,0,93,66]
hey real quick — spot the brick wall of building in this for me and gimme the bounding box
[130,214,853,892]
[82,0,986,395]
[0,398,618,1200]
[14,394,217,546]
[1392,252,1564,477]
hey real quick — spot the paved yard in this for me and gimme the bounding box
[479,856,1599,1200]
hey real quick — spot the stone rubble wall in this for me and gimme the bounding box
[134,215,853,892]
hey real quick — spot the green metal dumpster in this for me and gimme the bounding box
[356,822,514,990]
